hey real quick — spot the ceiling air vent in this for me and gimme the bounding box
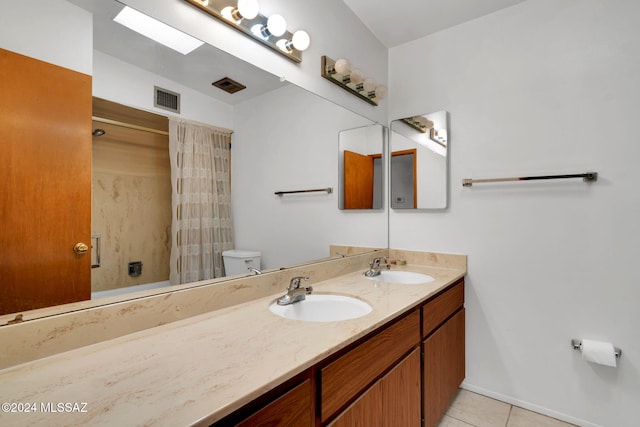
[154,86,180,113]
[212,77,246,94]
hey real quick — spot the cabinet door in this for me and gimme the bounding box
[236,379,313,427]
[381,348,421,427]
[329,380,383,427]
[423,309,465,427]
[321,311,420,421]
[329,348,421,427]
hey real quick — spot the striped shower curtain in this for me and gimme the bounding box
[168,118,234,285]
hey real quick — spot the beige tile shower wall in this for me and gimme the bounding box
[0,249,386,369]
[91,126,171,292]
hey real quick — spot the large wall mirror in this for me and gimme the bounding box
[0,0,388,320]
[390,111,449,209]
[338,124,385,210]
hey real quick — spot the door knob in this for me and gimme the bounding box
[73,242,89,254]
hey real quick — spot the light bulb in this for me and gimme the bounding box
[374,85,387,100]
[291,30,310,51]
[237,0,259,19]
[221,6,238,22]
[275,39,289,52]
[363,77,377,92]
[334,58,350,75]
[267,14,287,37]
[349,69,364,84]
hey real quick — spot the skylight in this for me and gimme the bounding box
[113,6,204,55]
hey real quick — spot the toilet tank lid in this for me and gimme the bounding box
[222,249,261,258]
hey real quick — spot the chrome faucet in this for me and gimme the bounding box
[277,276,313,305]
[248,268,262,275]
[363,256,390,277]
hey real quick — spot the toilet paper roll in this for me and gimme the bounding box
[581,339,617,367]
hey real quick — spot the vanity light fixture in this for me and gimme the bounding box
[402,116,433,133]
[402,116,448,148]
[113,6,204,55]
[321,56,387,106]
[432,128,447,146]
[183,0,310,63]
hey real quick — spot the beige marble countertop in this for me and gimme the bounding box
[0,264,464,426]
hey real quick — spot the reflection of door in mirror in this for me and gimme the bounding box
[390,111,449,210]
[344,150,375,208]
[0,49,92,315]
[391,150,417,209]
[339,124,385,210]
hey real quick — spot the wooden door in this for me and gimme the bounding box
[0,49,92,314]
[344,150,374,209]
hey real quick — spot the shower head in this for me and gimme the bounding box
[92,129,106,137]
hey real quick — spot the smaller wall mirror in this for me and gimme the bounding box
[338,124,385,210]
[390,111,449,209]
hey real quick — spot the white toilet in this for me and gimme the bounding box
[222,249,261,276]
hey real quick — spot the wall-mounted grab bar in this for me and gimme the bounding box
[462,172,597,187]
[275,187,333,196]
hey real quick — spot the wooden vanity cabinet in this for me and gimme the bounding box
[422,280,465,427]
[212,278,465,427]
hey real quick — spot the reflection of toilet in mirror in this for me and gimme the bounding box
[222,250,262,276]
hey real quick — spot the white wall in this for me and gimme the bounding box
[389,1,640,426]
[119,0,388,124]
[93,51,233,129]
[0,0,92,74]
[232,84,386,268]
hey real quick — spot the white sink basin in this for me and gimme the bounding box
[269,294,372,322]
[365,270,434,284]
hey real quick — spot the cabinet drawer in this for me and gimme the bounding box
[422,280,464,338]
[236,379,313,427]
[320,310,420,421]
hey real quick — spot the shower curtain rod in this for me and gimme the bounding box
[92,116,169,136]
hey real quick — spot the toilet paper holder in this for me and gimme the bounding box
[571,339,622,358]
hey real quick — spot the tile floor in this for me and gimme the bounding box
[438,389,577,427]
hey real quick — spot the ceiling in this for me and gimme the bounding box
[66,0,284,105]
[343,0,527,48]
[67,0,527,106]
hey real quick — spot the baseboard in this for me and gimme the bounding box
[460,382,600,427]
